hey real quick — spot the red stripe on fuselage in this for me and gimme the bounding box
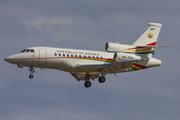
[146,42,156,46]
[133,63,147,69]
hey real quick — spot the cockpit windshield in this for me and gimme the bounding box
[19,49,35,53]
[30,49,35,52]
[20,49,27,53]
[26,49,30,52]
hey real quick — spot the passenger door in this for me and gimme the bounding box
[38,49,47,65]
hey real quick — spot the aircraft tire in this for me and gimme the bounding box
[29,75,34,79]
[84,81,91,88]
[98,76,106,83]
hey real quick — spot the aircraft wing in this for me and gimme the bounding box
[71,60,142,81]
[75,60,139,70]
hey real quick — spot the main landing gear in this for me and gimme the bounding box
[84,81,91,88]
[84,75,106,88]
[29,67,35,79]
[98,76,106,83]
[84,75,91,88]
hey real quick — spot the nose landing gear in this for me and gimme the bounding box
[29,67,35,79]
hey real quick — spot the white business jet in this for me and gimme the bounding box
[5,23,168,88]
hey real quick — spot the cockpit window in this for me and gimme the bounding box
[19,49,34,53]
[20,49,27,53]
[26,49,30,52]
[30,49,35,52]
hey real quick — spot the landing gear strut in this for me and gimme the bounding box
[98,69,106,83]
[84,74,91,88]
[29,67,35,79]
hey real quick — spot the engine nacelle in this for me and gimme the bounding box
[113,52,141,62]
[105,42,134,52]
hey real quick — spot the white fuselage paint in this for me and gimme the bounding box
[5,47,114,72]
[5,46,162,74]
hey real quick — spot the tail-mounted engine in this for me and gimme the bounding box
[113,52,141,62]
[105,42,134,52]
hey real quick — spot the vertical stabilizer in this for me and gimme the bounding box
[133,23,162,46]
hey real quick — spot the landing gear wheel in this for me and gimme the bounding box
[98,76,106,83]
[84,81,91,88]
[29,67,35,79]
[29,74,34,79]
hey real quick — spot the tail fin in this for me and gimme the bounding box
[133,23,162,46]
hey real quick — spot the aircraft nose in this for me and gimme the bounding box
[4,54,21,64]
[4,57,9,62]
[4,56,12,63]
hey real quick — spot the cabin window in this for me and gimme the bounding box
[79,55,82,58]
[84,55,86,58]
[71,54,73,57]
[63,54,65,57]
[54,53,57,56]
[88,56,91,59]
[67,54,69,57]
[75,55,77,57]
[59,53,61,56]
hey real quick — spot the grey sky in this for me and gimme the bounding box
[1,0,180,120]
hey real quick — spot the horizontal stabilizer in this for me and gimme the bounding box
[137,45,176,48]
